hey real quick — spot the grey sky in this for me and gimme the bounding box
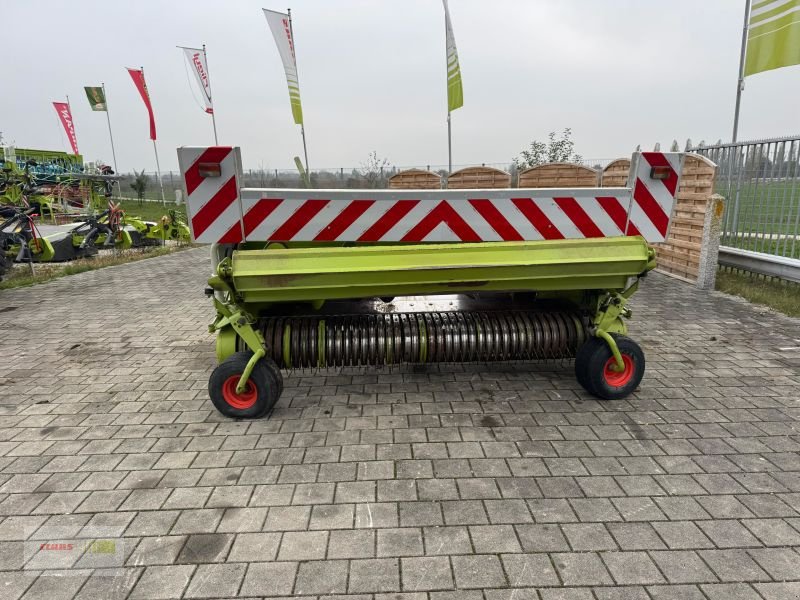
[2,0,799,173]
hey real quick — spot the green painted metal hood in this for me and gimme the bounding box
[227,237,656,303]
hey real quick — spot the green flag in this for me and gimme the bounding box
[443,0,463,112]
[84,86,107,111]
[745,0,800,76]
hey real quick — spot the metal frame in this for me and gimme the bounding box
[691,136,800,281]
[718,247,800,283]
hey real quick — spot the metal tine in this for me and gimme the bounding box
[259,311,585,369]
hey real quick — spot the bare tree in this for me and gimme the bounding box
[359,151,392,188]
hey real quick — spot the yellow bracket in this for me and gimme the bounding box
[210,291,269,393]
[592,280,639,372]
[595,328,625,372]
[237,348,265,394]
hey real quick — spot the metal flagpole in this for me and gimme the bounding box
[732,0,752,142]
[152,139,166,205]
[287,8,310,174]
[101,83,119,173]
[142,66,166,205]
[447,112,452,174]
[203,44,219,145]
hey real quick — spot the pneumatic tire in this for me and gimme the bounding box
[575,334,645,400]
[574,336,604,392]
[209,352,282,419]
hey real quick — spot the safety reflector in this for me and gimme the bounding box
[650,165,671,180]
[198,162,222,178]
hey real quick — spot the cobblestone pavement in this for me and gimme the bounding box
[1,247,799,600]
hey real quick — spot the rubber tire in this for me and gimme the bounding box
[209,352,281,419]
[575,334,645,400]
[574,337,604,392]
[264,356,284,397]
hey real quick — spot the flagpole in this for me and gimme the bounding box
[287,8,310,174]
[101,83,119,173]
[203,44,219,145]
[142,66,166,205]
[732,0,752,142]
[447,111,452,174]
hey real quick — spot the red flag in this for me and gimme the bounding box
[52,102,79,155]
[127,67,157,140]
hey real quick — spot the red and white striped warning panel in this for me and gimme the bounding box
[238,190,635,243]
[628,152,684,242]
[177,146,244,244]
[178,147,683,245]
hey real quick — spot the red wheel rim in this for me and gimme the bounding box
[603,354,635,387]
[221,375,257,409]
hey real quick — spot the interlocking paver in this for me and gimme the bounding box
[601,551,665,585]
[349,557,400,593]
[184,562,245,598]
[451,554,506,588]
[238,561,297,596]
[650,550,718,584]
[293,559,348,595]
[129,564,195,599]
[1,250,800,598]
[502,553,559,586]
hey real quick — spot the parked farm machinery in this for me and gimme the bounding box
[178,146,685,419]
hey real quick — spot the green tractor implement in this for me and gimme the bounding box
[178,146,685,419]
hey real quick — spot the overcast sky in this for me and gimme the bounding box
[2,0,799,172]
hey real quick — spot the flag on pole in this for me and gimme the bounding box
[263,8,304,124]
[180,46,214,114]
[745,0,800,76]
[52,101,79,155]
[443,0,463,111]
[127,67,157,140]
[84,86,107,111]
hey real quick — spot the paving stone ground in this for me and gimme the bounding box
[0,247,799,600]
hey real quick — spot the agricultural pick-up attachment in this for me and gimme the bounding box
[179,146,683,418]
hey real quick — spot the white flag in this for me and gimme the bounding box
[263,8,304,125]
[181,46,214,114]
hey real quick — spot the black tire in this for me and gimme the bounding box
[264,356,284,397]
[574,334,645,400]
[574,336,604,392]
[209,352,282,419]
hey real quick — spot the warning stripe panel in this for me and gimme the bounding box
[191,177,238,239]
[469,199,523,241]
[314,200,375,241]
[630,151,684,243]
[554,197,604,238]
[511,198,564,240]
[358,200,419,242]
[179,147,685,245]
[184,147,233,196]
[236,195,662,243]
[178,146,243,244]
[401,201,481,242]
